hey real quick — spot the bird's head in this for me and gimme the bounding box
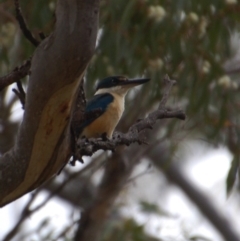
[95,76,150,96]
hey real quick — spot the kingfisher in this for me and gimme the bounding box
[78,76,150,139]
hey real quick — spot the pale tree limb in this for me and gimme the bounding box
[0,0,100,207]
[150,149,240,241]
[2,152,105,241]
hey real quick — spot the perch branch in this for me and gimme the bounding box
[75,75,185,158]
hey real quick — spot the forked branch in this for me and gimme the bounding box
[75,75,185,158]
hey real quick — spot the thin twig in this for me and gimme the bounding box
[0,59,31,92]
[53,220,79,241]
[151,152,240,241]
[12,80,26,109]
[159,74,176,108]
[38,31,46,40]
[2,189,41,241]
[14,0,39,46]
[75,75,185,158]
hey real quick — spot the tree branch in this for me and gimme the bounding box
[12,80,26,109]
[14,0,39,46]
[0,0,100,207]
[73,75,185,241]
[76,75,185,157]
[74,150,134,241]
[0,0,38,92]
[0,59,31,92]
[150,150,240,241]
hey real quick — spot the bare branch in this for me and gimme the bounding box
[14,0,39,46]
[2,189,41,241]
[75,75,186,158]
[74,150,134,241]
[0,0,100,207]
[0,59,31,91]
[150,151,240,241]
[12,80,26,109]
[159,74,176,108]
[38,32,46,40]
[72,76,183,241]
[77,109,185,156]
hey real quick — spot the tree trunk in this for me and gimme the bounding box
[0,0,100,207]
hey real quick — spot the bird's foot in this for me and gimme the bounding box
[101,132,109,141]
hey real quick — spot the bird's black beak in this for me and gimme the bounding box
[121,78,150,86]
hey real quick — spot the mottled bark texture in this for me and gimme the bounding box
[0,0,99,207]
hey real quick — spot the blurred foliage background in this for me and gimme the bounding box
[1,0,240,240]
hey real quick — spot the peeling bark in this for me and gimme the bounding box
[0,0,99,207]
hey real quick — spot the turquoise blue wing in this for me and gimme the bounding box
[76,93,114,136]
